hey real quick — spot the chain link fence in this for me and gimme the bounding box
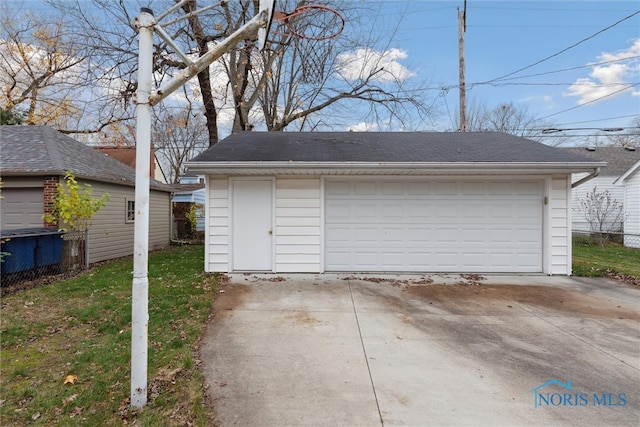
[573,230,640,249]
[1,229,88,289]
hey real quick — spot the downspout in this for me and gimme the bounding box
[571,167,600,188]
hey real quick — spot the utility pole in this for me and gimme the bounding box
[458,0,467,132]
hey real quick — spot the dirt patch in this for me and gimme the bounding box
[208,282,252,321]
[283,310,323,327]
[406,284,640,319]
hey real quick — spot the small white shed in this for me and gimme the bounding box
[187,132,604,275]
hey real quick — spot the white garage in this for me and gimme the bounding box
[325,178,542,272]
[187,131,605,276]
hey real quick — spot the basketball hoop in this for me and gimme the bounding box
[267,4,344,84]
[274,4,345,41]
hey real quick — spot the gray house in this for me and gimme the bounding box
[186,132,604,275]
[563,146,640,247]
[0,125,172,264]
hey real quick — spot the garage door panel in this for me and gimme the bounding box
[353,182,376,195]
[381,203,404,219]
[0,188,44,230]
[381,182,403,195]
[434,182,458,195]
[325,178,542,272]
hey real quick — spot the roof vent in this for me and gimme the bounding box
[585,146,596,151]
[624,146,636,151]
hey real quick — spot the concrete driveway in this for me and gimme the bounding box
[200,274,640,426]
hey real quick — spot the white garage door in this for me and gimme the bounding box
[325,179,543,273]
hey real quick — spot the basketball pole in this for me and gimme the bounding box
[131,5,271,410]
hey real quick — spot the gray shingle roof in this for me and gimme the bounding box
[190,131,603,164]
[0,125,169,190]
[561,147,640,176]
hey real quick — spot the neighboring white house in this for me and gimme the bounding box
[614,160,640,248]
[186,132,604,276]
[563,146,640,247]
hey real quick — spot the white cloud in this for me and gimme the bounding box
[346,122,379,132]
[565,38,640,105]
[337,48,416,83]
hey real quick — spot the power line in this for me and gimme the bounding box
[556,114,639,126]
[482,56,640,83]
[539,83,640,121]
[488,82,631,87]
[437,56,638,91]
[477,10,640,86]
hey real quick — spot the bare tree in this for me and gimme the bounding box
[48,0,435,144]
[459,100,569,146]
[578,187,625,247]
[151,103,208,183]
[233,0,435,133]
[606,117,640,147]
[0,3,132,135]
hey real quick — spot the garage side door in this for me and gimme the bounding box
[0,188,44,230]
[325,179,542,273]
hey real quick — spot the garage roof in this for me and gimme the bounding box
[188,131,605,175]
[561,146,640,176]
[0,125,169,190]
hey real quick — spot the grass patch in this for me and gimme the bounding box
[0,244,217,426]
[573,235,640,278]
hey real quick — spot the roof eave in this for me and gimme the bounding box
[0,170,172,192]
[185,161,606,176]
[613,159,640,185]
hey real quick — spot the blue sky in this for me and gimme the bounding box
[367,0,639,141]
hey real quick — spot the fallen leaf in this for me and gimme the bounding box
[31,412,41,420]
[64,375,78,385]
[62,394,78,406]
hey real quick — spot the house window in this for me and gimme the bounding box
[126,200,135,223]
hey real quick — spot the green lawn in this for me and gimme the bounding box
[0,244,217,426]
[572,236,640,278]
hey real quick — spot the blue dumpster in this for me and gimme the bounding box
[35,231,64,267]
[1,228,65,278]
[1,230,38,274]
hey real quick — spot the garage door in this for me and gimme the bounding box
[325,179,542,273]
[0,188,44,230]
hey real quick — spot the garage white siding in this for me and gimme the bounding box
[325,178,543,273]
[549,176,571,275]
[206,178,230,272]
[275,178,321,272]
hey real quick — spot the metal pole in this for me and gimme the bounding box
[131,7,154,409]
[149,11,267,106]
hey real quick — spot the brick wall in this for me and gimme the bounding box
[43,176,59,227]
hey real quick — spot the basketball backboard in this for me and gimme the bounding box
[257,0,275,51]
